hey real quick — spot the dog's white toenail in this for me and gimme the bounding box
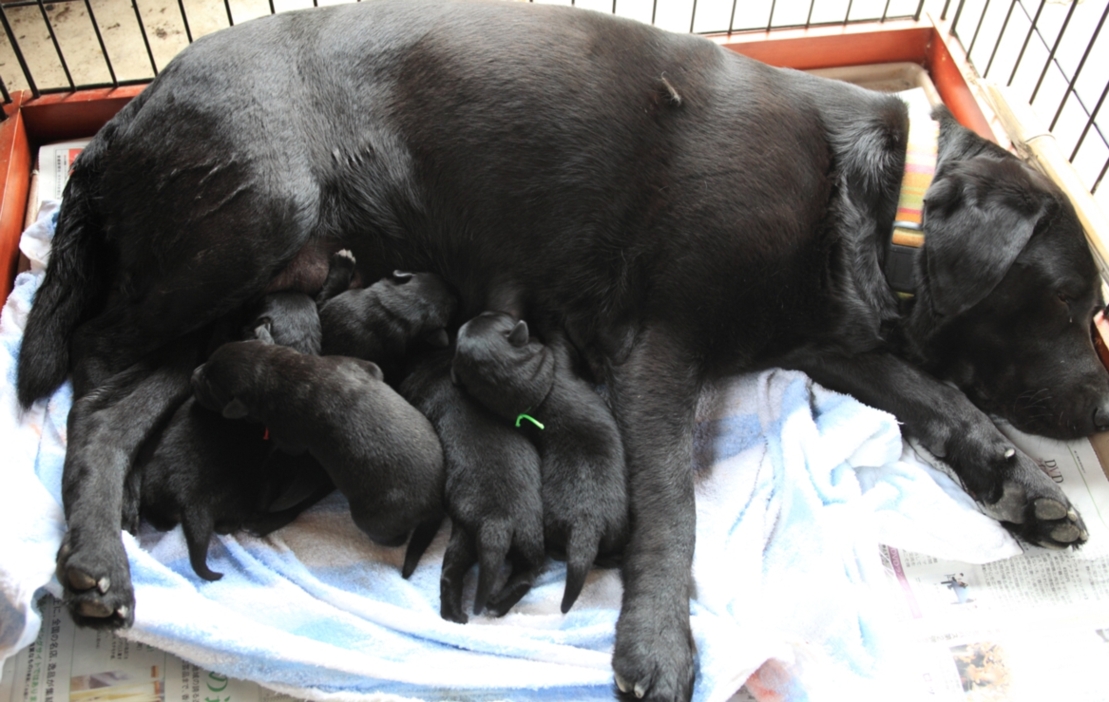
[1068,508,1078,521]
[615,674,629,693]
[1081,530,1089,541]
[634,682,646,698]
[116,606,130,620]
[97,577,110,594]
[1004,448,1016,459]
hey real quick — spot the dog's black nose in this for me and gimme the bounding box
[1094,402,1109,432]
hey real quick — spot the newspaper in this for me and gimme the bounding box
[33,140,90,218]
[883,428,1109,701]
[0,596,295,702]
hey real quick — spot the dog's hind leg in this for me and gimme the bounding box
[58,340,198,628]
[472,519,512,616]
[485,550,544,617]
[439,523,477,624]
[607,325,699,702]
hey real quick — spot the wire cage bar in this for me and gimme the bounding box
[0,0,1108,213]
[946,0,1109,220]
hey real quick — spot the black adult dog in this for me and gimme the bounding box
[16,0,1109,699]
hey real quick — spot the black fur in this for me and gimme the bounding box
[452,313,628,613]
[245,292,323,355]
[128,286,332,581]
[319,269,456,379]
[16,1,1109,697]
[399,350,545,621]
[137,398,332,580]
[191,341,445,565]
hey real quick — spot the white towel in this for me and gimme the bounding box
[0,203,1022,700]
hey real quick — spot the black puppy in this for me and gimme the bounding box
[124,275,341,580]
[319,270,456,379]
[400,350,546,622]
[136,398,332,580]
[191,340,445,575]
[452,312,628,613]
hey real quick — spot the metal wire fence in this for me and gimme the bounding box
[942,0,1109,216]
[0,0,1106,210]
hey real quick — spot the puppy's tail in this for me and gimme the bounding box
[401,516,443,579]
[17,142,109,407]
[562,526,601,614]
[182,508,223,582]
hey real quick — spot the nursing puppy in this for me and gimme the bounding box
[319,270,456,380]
[191,340,445,574]
[399,350,545,622]
[136,398,332,580]
[126,287,334,580]
[452,312,628,613]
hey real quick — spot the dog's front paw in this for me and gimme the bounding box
[981,452,1088,549]
[56,530,135,629]
[612,607,695,701]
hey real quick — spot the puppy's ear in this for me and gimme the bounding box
[222,397,250,419]
[252,322,275,345]
[508,320,529,347]
[922,156,1048,317]
[424,328,451,348]
[356,359,385,381]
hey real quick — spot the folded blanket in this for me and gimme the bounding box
[0,203,1022,701]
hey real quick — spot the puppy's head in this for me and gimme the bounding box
[243,292,322,355]
[451,311,556,421]
[374,271,457,349]
[191,340,271,420]
[913,150,1109,438]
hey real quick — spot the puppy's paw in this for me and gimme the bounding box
[335,249,356,264]
[56,530,135,629]
[485,560,543,617]
[981,452,1088,549]
[612,607,695,701]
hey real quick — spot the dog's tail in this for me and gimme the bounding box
[562,526,601,614]
[401,515,443,579]
[16,141,110,407]
[182,508,224,582]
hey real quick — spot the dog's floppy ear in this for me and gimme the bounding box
[508,320,529,347]
[922,156,1049,317]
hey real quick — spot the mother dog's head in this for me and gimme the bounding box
[907,119,1109,439]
